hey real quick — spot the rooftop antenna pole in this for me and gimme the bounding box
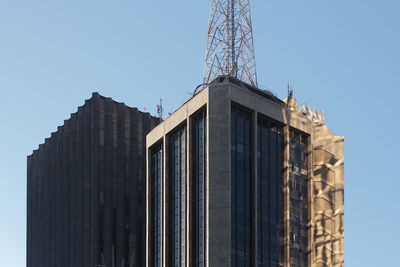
[288,82,293,99]
[156,98,163,120]
[204,0,258,87]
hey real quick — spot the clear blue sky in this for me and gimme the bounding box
[0,0,398,266]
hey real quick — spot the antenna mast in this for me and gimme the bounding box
[204,0,258,87]
[156,98,163,119]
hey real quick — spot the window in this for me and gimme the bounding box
[169,126,187,267]
[257,115,284,267]
[192,110,207,267]
[231,105,252,267]
[151,145,163,267]
[289,130,309,267]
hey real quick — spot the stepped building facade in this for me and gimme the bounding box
[27,93,161,267]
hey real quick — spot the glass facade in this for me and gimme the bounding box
[151,145,163,267]
[257,117,284,267]
[289,131,309,267]
[169,126,187,267]
[192,110,207,267]
[231,105,252,267]
[148,104,311,267]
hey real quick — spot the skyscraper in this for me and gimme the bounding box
[27,92,161,267]
[145,76,344,267]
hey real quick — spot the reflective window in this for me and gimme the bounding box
[151,145,163,267]
[169,126,187,267]
[193,110,207,267]
[289,130,309,267]
[231,105,252,267]
[257,116,284,267]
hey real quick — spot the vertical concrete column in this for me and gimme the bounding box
[145,146,151,267]
[308,137,314,267]
[283,116,291,267]
[206,102,210,267]
[187,116,192,267]
[208,84,231,266]
[163,135,167,267]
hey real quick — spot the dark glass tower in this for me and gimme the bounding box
[27,92,161,267]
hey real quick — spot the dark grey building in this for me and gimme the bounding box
[27,92,161,267]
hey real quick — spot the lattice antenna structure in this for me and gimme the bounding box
[204,0,258,87]
[156,98,163,119]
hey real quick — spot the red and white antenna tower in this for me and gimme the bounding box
[204,0,258,87]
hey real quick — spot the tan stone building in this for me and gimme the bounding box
[145,76,344,267]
